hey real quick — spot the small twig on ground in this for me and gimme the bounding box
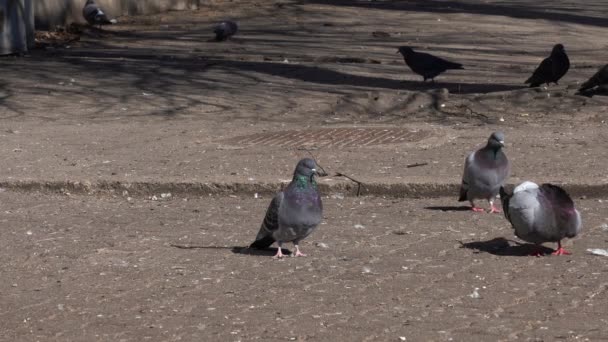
[461,104,489,120]
[334,172,364,196]
[406,162,428,168]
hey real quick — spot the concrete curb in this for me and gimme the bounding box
[1,180,606,198]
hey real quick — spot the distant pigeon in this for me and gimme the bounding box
[83,0,117,28]
[525,44,570,87]
[397,46,464,82]
[458,132,510,213]
[500,182,582,256]
[250,158,325,258]
[578,64,608,93]
[213,20,238,41]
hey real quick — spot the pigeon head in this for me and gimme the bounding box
[397,46,415,56]
[85,0,96,4]
[552,44,565,54]
[294,158,324,178]
[487,131,505,149]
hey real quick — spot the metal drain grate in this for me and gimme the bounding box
[224,128,430,148]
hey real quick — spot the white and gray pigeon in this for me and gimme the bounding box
[458,131,510,213]
[249,158,324,258]
[500,182,582,256]
[83,0,117,28]
[213,20,238,41]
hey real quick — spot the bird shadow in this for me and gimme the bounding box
[459,237,554,256]
[169,244,293,257]
[425,205,472,212]
[577,88,608,98]
[231,246,293,257]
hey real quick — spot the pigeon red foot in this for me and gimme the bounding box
[552,241,571,256]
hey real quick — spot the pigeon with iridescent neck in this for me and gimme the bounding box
[500,182,582,256]
[458,132,510,213]
[249,158,325,259]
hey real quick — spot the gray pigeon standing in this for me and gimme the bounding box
[458,132,510,213]
[525,44,570,87]
[83,0,117,28]
[397,46,464,82]
[578,64,608,94]
[213,20,238,41]
[500,182,582,256]
[249,158,325,258]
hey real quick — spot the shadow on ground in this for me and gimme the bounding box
[425,205,472,212]
[304,0,608,28]
[460,237,555,256]
[231,246,293,257]
[168,244,294,257]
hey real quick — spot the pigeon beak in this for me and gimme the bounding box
[499,140,505,146]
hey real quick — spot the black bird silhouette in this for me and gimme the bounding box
[525,44,570,87]
[578,64,608,93]
[213,21,238,41]
[82,0,117,29]
[397,46,463,82]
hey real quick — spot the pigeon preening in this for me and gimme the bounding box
[500,182,582,256]
[458,132,510,213]
[524,44,570,87]
[249,158,326,259]
[83,0,117,28]
[213,20,238,41]
[397,46,464,82]
[578,64,608,94]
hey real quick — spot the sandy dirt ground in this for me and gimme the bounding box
[0,193,607,341]
[1,0,608,340]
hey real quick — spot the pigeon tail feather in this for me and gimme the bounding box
[578,79,596,92]
[249,235,276,249]
[499,186,511,220]
[446,62,464,70]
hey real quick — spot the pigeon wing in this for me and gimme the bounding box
[539,184,582,239]
[249,192,283,249]
[525,57,552,86]
[458,151,475,201]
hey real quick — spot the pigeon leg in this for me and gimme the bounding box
[273,242,285,259]
[469,201,484,212]
[293,244,307,257]
[552,241,571,256]
[488,200,501,214]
